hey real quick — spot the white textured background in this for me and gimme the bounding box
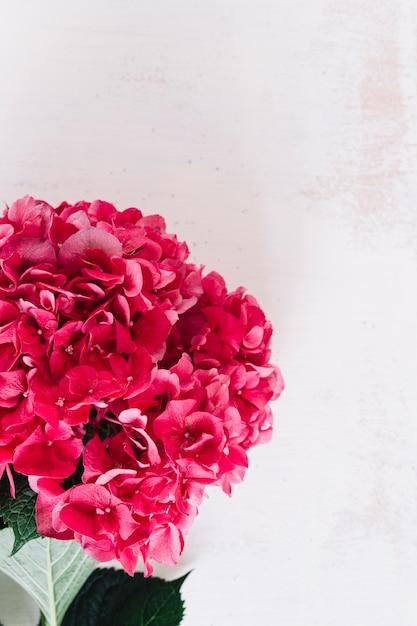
[1,1,417,624]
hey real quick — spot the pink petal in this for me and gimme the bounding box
[0,224,14,247]
[123,259,143,297]
[13,424,82,478]
[58,226,123,267]
[1,238,56,268]
[0,370,26,407]
[243,325,264,349]
[147,522,183,567]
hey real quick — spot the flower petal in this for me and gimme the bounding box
[58,226,123,268]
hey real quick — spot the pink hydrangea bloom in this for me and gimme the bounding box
[0,196,284,576]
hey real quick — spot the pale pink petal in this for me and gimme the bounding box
[58,226,123,267]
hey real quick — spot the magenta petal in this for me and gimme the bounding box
[7,196,38,226]
[243,325,264,349]
[0,224,14,247]
[5,196,52,238]
[68,483,112,509]
[147,523,183,567]
[1,238,56,268]
[123,259,143,297]
[13,424,82,478]
[60,504,98,538]
[58,226,123,267]
[64,365,98,398]
[0,370,26,407]
[83,435,114,480]
[118,547,139,577]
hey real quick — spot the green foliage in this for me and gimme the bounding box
[0,530,96,626]
[0,470,40,554]
[62,568,190,626]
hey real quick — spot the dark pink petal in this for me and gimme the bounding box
[0,224,14,247]
[115,207,143,226]
[66,209,91,229]
[114,319,136,354]
[31,377,63,428]
[76,535,117,565]
[153,400,225,465]
[64,365,98,398]
[0,253,20,294]
[49,215,78,247]
[216,464,246,496]
[79,264,124,288]
[7,196,53,238]
[49,320,83,378]
[35,486,75,540]
[0,301,19,326]
[87,200,118,224]
[203,306,246,352]
[110,349,154,400]
[118,409,161,467]
[111,294,130,326]
[60,483,137,541]
[131,306,172,358]
[0,238,56,269]
[83,435,114,482]
[138,214,166,230]
[17,309,57,359]
[1,383,36,429]
[60,504,99,539]
[31,369,90,428]
[0,345,18,371]
[122,259,143,297]
[202,271,227,305]
[0,370,26,407]
[13,423,82,478]
[114,225,147,255]
[0,448,13,464]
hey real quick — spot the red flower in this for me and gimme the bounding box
[59,483,137,542]
[0,195,283,575]
[17,307,57,359]
[13,423,82,478]
[153,399,225,467]
[4,196,53,239]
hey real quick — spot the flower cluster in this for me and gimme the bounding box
[0,196,283,575]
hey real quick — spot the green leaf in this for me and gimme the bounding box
[62,568,190,626]
[0,470,40,554]
[0,529,96,626]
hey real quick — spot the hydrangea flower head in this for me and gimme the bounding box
[0,196,284,575]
